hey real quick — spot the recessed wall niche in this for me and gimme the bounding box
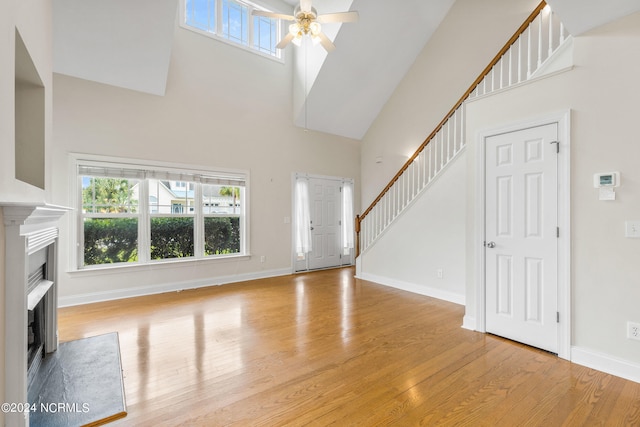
[15,29,45,190]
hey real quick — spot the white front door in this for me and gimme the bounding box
[308,177,342,270]
[485,123,559,353]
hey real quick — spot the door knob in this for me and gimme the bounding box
[486,241,496,248]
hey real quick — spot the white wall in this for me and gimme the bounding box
[0,0,52,205]
[1,0,53,420]
[355,0,640,379]
[465,11,640,371]
[356,0,538,306]
[359,0,540,209]
[358,152,466,304]
[52,16,360,303]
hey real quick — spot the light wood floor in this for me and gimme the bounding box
[58,267,640,426]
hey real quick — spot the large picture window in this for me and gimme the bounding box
[183,0,281,59]
[76,160,248,269]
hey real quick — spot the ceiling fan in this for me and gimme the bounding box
[252,0,358,53]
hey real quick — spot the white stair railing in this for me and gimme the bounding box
[469,5,569,99]
[356,1,570,256]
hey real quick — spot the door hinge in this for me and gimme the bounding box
[339,220,342,226]
[557,312,560,323]
[550,140,560,153]
[557,227,560,238]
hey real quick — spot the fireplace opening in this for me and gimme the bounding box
[26,250,54,386]
[27,297,45,384]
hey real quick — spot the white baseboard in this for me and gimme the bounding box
[462,315,476,331]
[59,267,292,307]
[571,346,640,384]
[358,272,465,306]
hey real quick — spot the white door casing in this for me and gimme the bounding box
[483,122,563,354]
[293,174,354,272]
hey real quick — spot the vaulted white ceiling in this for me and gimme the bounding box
[52,0,640,138]
[53,0,177,96]
[292,0,456,140]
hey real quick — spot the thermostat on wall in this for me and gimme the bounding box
[593,172,620,188]
[594,172,620,201]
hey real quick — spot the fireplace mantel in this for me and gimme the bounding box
[3,203,70,229]
[2,203,70,427]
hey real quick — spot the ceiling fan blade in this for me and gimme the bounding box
[276,33,295,49]
[317,11,359,24]
[251,10,295,20]
[317,32,336,53]
[300,0,312,13]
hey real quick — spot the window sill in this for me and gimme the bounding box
[68,254,252,276]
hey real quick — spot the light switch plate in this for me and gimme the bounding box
[625,221,640,238]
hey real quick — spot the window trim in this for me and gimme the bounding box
[179,0,286,63]
[70,153,250,271]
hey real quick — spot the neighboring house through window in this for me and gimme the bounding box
[76,157,248,269]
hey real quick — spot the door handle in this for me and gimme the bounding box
[486,241,496,248]
[310,227,314,231]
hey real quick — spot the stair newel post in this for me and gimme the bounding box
[355,214,361,257]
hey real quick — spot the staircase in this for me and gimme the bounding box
[355,1,571,257]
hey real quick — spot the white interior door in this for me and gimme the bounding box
[485,123,559,353]
[308,177,341,270]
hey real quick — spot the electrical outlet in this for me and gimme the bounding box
[437,269,443,279]
[260,256,266,263]
[628,322,640,340]
[625,221,640,238]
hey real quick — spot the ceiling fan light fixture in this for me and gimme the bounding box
[309,22,322,45]
[289,23,301,36]
[255,0,357,52]
[289,23,303,46]
[309,21,321,36]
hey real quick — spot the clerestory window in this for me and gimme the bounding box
[75,157,249,269]
[182,0,281,59]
